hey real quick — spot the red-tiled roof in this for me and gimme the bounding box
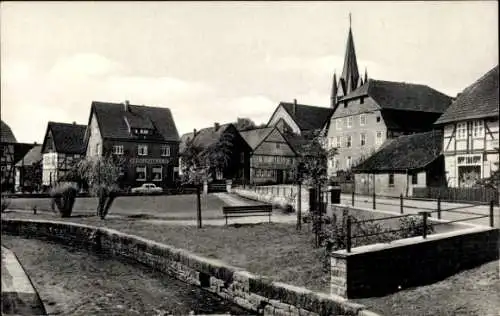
[435,65,499,124]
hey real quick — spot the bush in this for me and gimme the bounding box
[1,194,11,212]
[50,182,79,217]
[398,215,434,239]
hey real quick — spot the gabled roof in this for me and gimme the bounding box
[15,145,42,167]
[239,127,274,150]
[1,120,17,143]
[42,122,87,154]
[281,132,310,154]
[352,130,443,173]
[277,102,334,132]
[179,123,241,153]
[435,65,499,124]
[341,79,452,113]
[90,101,179,142]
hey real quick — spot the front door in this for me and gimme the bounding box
[276,169,284,184]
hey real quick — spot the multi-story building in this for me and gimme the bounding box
[41,122,86,186]
[239,126,297,184]
[1,121,34,192]
[434,65,499,187]
[325,20,452,177]
[84,100,180,189]
[179,123,251,184]
[267,99,333,139]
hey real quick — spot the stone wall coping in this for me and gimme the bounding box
[2,218,381,316]
[332,226,497,258]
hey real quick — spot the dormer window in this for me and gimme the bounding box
[139,129,149,135]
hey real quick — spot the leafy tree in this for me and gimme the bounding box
[234,117,257,131]
[77,155,124,219]
[295,133,337,187]
[50,182,78,217]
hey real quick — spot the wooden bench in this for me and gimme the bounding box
[222,204,273,225]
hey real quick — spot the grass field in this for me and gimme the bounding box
[5,194,229,220]
[2,208,498,316]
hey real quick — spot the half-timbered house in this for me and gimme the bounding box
[15,144,42,192]
[41,122,87,187]
[434,65,499,187]
[1,120,34,192]
[239,127,297,184]
[84,100,180,189]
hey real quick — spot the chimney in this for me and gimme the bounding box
[124,100,130,112]
[293,99,297,116]
[193,128,197,136]
[72,121,76,125]
[214,122,220,131]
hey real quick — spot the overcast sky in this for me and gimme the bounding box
[1,1,498,144]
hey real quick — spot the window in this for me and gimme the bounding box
[161,145,170,157]
[360,114,366,126]
[347,117,353,128]
[457,122,467,140]
[389,173,395,186]
[276,143,281,149]
[332,137,338,148]
[138,129,149,135]
[343,118,348,128]
[412,173,418,185]
[136,166,146,181]
[152,166,162,181]
[334,157,339,169]
[345,135,352,148]
[113,145,124,155]
[336,136,342,148]
[95,144,101,156]
[346,156,352,169]
[336,119,342,130]
[360,133,366,146]
[138,144,148,156]
[473,120,484,138]
[376,116,381,123]
[376,131,383,145]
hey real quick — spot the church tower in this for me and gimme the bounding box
[331,14,364,107]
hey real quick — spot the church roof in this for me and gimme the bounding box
[341,79,452,113]
[353,130,443,173]
[1,120,17,143]
[279,102,334,132]
[435,65,499,124]
[90,101,179,142]
[42,122,87,155]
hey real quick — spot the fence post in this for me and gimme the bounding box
[490,200,494,228]
[346,215,352,253]
[372,192,376,210]
[419,211,428,239]
[352,191,355,207]
[400,193,404,214]
[437,195,441,220]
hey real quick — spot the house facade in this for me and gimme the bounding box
[267,99,333,138]
[352,131,446,197]
[324,20,452,177]
[41,122,86,187]
[239,127,297,184]
[84,100,180,189]
[434,65,499,187]
[179,123,251,184]
[1,120,36,192]
[15,144,42,192]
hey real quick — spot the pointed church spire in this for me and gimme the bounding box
[330,71,338,108]
[340,13,360,96]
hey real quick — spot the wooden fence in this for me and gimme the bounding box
[413,187,499,205]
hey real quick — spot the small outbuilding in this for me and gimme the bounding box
[352,130,446,197]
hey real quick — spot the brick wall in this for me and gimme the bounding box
[1,218,378,316]
[331,226,499,299]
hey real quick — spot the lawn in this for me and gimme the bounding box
[5,194,229,220]
[2,211,498,315]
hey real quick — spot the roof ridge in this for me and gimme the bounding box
[280,102,329,109]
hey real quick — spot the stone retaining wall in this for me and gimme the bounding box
[1,218,378,316]
[331,225,499,299]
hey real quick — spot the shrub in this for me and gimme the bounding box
[398,215,434,239]
[1,194,11,212]
[50,182,79,217]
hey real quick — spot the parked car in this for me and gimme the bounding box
[130,183,163,194]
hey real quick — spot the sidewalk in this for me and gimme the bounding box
[340,193,500,228]
[1,246,47,315]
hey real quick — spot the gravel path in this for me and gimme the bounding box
[1,235,254,316]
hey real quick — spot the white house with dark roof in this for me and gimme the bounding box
[41,121,87,186]
[84,100,180,189]
[267,99,333,138]
[434,65,499,187]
